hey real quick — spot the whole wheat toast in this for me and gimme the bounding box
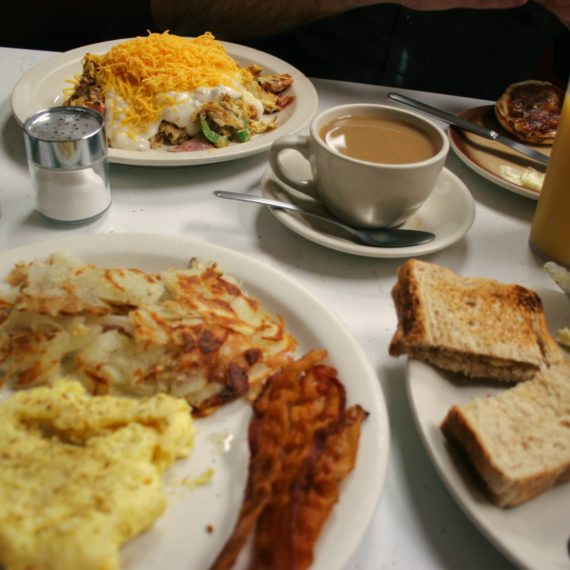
[441,360,570,507]
[389,259,563,382]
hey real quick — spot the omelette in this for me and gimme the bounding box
[0,379,194,570]
[64,32,295,152]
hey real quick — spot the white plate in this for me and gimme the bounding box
[10,39,318,167]
[0,232,389,570]
[260,149,476,258]
[406,291,570,570]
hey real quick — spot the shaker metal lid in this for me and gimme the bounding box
[24,106,107,169]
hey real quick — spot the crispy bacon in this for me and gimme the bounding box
[262,404,368,570]
[209,350,367,570]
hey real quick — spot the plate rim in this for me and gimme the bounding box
[0,231,390,569]
[10,38,319,167]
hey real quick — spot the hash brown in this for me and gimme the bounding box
[0,251,296,415]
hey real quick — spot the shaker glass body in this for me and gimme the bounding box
[29,158,111,223]
[529,82,570,266]
[23,106,111,224]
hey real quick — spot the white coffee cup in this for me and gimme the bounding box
[269,103,449,228]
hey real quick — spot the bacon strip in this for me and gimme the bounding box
[276,404,368,570]
[209,350,367,570]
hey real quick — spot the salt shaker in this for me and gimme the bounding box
[23,106,112,223]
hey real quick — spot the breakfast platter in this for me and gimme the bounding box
[405,286,570,570]
[0,232,389,570]
[10,38,318,167]
[449,105,550,201]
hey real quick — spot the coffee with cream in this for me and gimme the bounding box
[320,114,439,164]
[269,103,449,228]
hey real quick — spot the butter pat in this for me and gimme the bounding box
[500,164,544,192]
[0,380,194,570]
[558,327,570,347]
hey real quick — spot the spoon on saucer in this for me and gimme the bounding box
[214,191,436,248]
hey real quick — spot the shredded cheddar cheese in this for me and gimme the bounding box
[84,32,253,130]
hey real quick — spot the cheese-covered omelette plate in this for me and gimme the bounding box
[11,38,318,167]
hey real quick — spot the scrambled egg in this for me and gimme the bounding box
[0,379,194,570]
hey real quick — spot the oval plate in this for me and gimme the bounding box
[10,39,318,167]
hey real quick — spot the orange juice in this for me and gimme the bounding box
[529,84,570,266]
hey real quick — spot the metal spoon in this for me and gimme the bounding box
[214,191,436,248]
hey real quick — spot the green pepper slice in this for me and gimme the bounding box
[200,114,229,148]
[234,126,251,143]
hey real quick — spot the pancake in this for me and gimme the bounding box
[495,80,563,145]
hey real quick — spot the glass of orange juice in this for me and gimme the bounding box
[529,80,570,267]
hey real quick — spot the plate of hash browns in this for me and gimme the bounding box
[0,233,388,570]
[10,33,318,167]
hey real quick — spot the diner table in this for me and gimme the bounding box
[0,45,567,570]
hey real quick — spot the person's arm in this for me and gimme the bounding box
[151,0,528,40]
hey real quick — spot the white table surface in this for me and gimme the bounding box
[0,45,563,570]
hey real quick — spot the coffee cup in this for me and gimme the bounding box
[269,103,449,228]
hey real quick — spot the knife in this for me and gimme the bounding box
[387,92,550,166]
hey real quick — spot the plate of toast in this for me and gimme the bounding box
[389,259,570,570]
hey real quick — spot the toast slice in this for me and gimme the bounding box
[441,361,570,507]
[389,259,563,382]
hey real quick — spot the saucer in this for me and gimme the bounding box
[260,150,476,258]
